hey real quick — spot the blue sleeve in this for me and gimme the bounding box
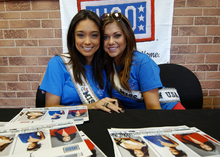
[40,56,65,97]
[137,54,163,92]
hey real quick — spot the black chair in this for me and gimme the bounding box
[36,71,46,107]
[158,63,203,109]
[36,86,45,107]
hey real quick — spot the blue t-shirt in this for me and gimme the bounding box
[40,55,108,106]
[144,135,174,147]
[19,132,41,143]
[110,51,176,109]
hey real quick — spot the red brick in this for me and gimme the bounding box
[7,82,31,90]
[48,47,63,55]
[26,98,36,108]
[170,45,196,53]
[42,19,61,28]
[0,20,9,29]
[213,97,220,105]
[39,39,62,46]
[28,29,54,38]
[0,48,20,56]
[31,1,60,10]
[0,99,25,107]
[213,37,220,43]
[26,67,47,73]
[19,74,42,81]
[204,8,220,16]
[0,57,8,66]
[174,8,202,16]
[195,17,218,25]
[0,40,15,46]
[55,29,62,38]
[0,12,20,19]
[17,91,36,97]
[4,29,27,39]
[38,57,52,65]
[186,54,205,63]
[10,20,40,28]
[15,40,38,46]
[179,26,206,36]
[0,74,18,81]
[49,11,61,18]
[207,26,220,35]
[198,45,220,53]
[182,64,196,71]
[9,57,38,66]
[21,12,48,19]
[0,92,16,97]
[203,97,213,107]
[187,0,217,7]
[0,67,25,73]
[0,83,6,90]
[170,54,186,64]
[206,72,220,80]
[197,65,218,71]
[200,81,220,89]
[0,30,3,39]
[174,0,186,7]
[173,17,194,25]
[6,1,30,11]
[171,37,188,44]
[209,90,220,96]
[202,90,208,96]
[206,54,220,63]
[0,2,4,11]
[21,48,47,56]
[189,37,212,44]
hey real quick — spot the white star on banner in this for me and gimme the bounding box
[138,5,145,12]
[138,14,144,22]
[138,25,144,31]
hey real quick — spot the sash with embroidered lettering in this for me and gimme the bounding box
[60,54,99,104]
[113,65,180,103]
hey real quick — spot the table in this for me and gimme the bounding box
[0,109,220,156]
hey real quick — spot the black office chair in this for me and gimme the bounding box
[158,63,203,109]
[36,86,45,107]
[36,72,46,107]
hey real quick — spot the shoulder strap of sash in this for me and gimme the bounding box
[59,54,99,104]
[112,65,180,103]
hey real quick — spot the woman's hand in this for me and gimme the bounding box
[87,97,124,113]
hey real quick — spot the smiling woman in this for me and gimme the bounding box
[39,9,123,114]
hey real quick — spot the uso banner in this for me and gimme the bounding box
[59,0,174,64]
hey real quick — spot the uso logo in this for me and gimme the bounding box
[77,0,155,42]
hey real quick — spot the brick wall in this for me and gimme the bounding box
[0,0,219,109]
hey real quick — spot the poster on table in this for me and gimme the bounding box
[6,106,89,127]
[108,125,220,157]
[0,121,92,157]
[59,0,174,64]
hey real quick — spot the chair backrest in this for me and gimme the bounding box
[36,71,46,107]
[36,86,45,108]
[158,63,203,109]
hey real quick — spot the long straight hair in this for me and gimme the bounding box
[67,10,104,88]
[102,13,137,93]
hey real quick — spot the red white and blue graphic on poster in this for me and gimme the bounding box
[78,0,155,42]
[59,0,174,64]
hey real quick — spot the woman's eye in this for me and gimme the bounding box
[103,36,108,40]
[115,34,121,38]
[76,34,84,38]
[91,34,99,38]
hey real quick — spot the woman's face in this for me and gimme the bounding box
[134,149,144,157]
[104,22,127,65]
[200,144,212,151]
[75,110,81,117]
[63,136,71,142]
[75,19,100,65]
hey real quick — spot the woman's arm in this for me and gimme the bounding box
[142,88,161,109]
[46,92,123,113]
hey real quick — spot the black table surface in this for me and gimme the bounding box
[0,109,220,157]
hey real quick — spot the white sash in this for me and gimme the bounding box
[113,65,180,103]
[60,54,99,104]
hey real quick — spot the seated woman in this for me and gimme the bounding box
[40,10,122,113]
[101,12,185,110]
